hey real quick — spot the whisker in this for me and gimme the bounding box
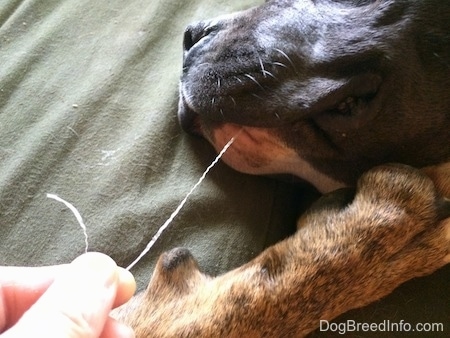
[244,73,264,90]
[251,93,265,100]
[229,96,237,107]
[262,70,277,79]
[258,55,267,78]
[271,61,288,68]
[274,48,297,71]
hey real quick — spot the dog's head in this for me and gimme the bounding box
[179,0,450,192]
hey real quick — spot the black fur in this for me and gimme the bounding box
[179,0,450,185]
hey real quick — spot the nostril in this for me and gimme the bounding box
[183,22,218,52]
[183,26,195,51]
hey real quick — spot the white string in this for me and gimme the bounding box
[45,132,240,269]
[46,193,89,253]
[126,132,240,271]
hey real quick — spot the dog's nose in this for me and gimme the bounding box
[183,22,215,52]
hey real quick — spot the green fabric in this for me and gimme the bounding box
[0,1,448,337]
[0,0,280,282]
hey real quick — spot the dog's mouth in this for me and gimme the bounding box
[178,72,382,137]
[178,93,203,136]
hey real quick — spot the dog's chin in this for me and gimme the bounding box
[205,123,298,176]
[178,99,301,176]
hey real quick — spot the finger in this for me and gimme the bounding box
[0,265,64,331]
[0,257,135,333]
[100,317,135,338]
[112,267,136,309]
[2,252,129,338]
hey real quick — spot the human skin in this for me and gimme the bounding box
[0,252,136,338]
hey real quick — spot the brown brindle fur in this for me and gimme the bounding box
[114,0,450,335]
[113,163,449,337]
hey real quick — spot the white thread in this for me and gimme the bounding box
[126,132,240,270]
[47,193,89,253]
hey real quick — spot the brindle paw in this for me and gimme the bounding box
[348,164,449,275]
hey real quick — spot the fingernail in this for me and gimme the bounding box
[118,267,135,288]
[71,252,118,288]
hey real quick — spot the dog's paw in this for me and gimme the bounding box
[291,164,450,312]
[364,164,449,249]
[356,164,442,220]
[348,164,449,277]
[299,164,449,279]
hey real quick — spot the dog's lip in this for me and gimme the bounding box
[179,72,383,134]
[178,97,198,134]
[178,97,285,134]
[178,96,203,136]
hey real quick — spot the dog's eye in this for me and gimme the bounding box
[334,96,375,116]
[336,97,357,116]
[313,93,378,132]
[328,94,375,117]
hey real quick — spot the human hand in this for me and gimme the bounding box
[0,252,136,337]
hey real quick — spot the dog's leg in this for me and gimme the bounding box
[114,164,449,337]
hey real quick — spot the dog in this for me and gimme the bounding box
[114,0,450,336]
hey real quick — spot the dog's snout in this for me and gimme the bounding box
[183,22,216,52]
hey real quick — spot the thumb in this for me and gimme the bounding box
[4,252,129,338]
